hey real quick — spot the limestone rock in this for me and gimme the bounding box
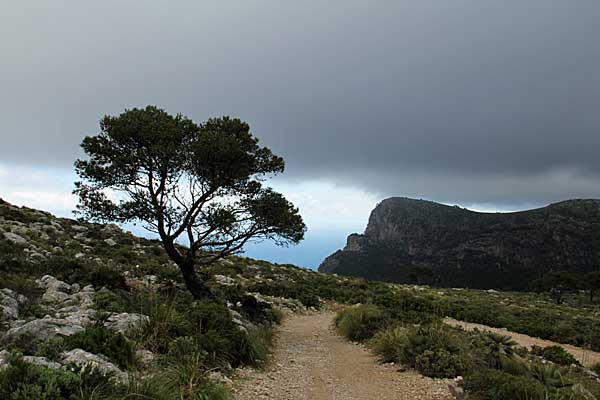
[3,316,85,341]
[2,231,27,245]
[0,288,27,321]
[61,349,127,382]
[104,312,149,334]
[215,274,235,286]
[135,349,155,368]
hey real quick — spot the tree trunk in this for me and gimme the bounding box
[179,261,215,300]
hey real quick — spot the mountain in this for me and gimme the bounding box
[319,197,600,290]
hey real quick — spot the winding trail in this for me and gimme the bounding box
[234,312,454,400]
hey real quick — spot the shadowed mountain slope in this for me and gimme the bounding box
[319,197,600,290]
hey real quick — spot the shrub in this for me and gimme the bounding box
[461,369,546,400]
[86,266,128,291]
[0,353,92,400]
[161,353,233,400]
[398,324,465,378]
[245,326,274,366]
[36,338,66,361]
[335,305,389,342]
[370,326,408,363]
[94,287,130,313]
[530,345,580,366]
[63,324,134,369]
[398,324,461,363]
[415,348,464,378]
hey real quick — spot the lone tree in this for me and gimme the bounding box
[74,106,306,299]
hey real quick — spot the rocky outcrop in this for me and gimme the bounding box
[0,289,27,322]
[104,313,149,334]
[61,349,128,382]
[3,316,86,341]
[319,198,600,290]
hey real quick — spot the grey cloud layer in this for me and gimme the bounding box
[1,1,599,205]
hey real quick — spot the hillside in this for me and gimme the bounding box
[4,199,600,398]
[319,197,600,290]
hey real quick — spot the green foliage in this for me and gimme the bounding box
[335,305,390,342]
[531,345,580,366]
[0,353,104,400]
[414,349,464,378]
[86,266,128,291]
[42,256,127,291]
[63,323,135,369]
[370,326,408,363]
[140,293,273,369]
[461,369,547,400]
[93,287,130,313]
[74,106,305,299]
[0,352,234,400]
[396,324,464,378]
[481,333,520,369]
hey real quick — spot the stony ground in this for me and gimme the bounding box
[445,318,600,367]
[234,312,455,400]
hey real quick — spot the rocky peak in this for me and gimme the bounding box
[319,197,600,290]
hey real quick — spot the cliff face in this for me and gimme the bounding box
[318,197,600,290]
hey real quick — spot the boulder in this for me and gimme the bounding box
[135,349,155,368]
[104,238,117,246]
[0,288,27,321]
[37,275,71,293]
[70,225,88,232]
[104,313,149,334]
[60,349,127,382]
[214,274,235,286]
[3,316,85,341]
[2,231,27,245]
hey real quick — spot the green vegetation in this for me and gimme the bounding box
[531,345,580,366]
[334,297,600,399]
[62,324,135,369]
[4,199,600,398]
[335,305,389,342]
[74,106,305,299]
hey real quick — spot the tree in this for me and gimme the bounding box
[74,106,306,299]
[584,271,600,303]
[531,271,582,305]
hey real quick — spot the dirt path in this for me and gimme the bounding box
[445,318,600,367]
[234,312,454,400]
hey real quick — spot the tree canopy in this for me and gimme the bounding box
[74,106,306,298]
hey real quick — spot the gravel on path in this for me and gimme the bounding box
[234,312,455,400]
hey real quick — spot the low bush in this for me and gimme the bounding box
[335,305,389,342]
[530,345,580,366]
[0,352,111,400]
[415,348,464,378]
[62,324,135,369]
[461,368,546,400]
[397,324,465,378]
[370,326,408,363]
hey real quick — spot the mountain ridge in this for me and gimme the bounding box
[319,197,600,289]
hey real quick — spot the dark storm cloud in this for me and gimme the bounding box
[2,1,600,205]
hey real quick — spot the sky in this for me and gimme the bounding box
[1,1,600,268]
